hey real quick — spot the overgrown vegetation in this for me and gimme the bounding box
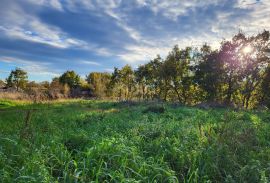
[0,99,269,182]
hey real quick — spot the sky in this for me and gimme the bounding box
[0,0,269,81]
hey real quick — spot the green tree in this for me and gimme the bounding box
[218,33,248,104]
[86,72,111,98]
[144,55,163,100]
[163,46,193,103]
[107,67,122,99]
[135,65,147,100]
[119,65,135,101]
[240,31,270,108]
[194,45,223,102]
[59,70,81,89]
[261,66,270,107]
[6,67,28,91]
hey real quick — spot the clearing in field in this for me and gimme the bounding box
[0,100,270,182]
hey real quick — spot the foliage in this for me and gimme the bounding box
[48,77,70,99]
[108,65,135,100]
[194,45,222,101]
[0,80,5,87]
[106,30,270,109]
[86,72,111,98]
[0,100,270,182]
[261,66,270,107]
[59,70,81,89]
[6,67,28,91]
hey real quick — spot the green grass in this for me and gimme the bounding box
[0,99,270,182]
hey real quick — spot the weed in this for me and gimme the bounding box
[1,100,270,182]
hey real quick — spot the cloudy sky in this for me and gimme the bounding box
[0,0,269,81]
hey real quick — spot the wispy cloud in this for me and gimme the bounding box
[104,68,114,73]
[0,56,59,77]
[80,60,102,66]
[0,0,116,60]
[0,25,87,49]
[0,1,86,49]
[136,0,220,21]
[118,45,169,64]
[26,0,63,11]
[0,70,9,74]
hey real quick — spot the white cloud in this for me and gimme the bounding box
[60,0,143,43]
[118,45,170,65]
[136,0,220,21]
[104,68,114,72]
[117,33,221,65]
[1,0,270,68]
[0,1,86,49]
[0,70,9,73]
[0,56,59,77]
[0,1,115,57]
[95,47,113,57]
[210,0,270,39]
[0,25,87,49]
[234,0,262,8]
[80,60,102,66]
[26,0,63,11]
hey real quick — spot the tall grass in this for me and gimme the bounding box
[0,100,269,182]
[0,92,30,100]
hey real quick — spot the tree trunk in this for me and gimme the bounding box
[182,89,187,104]
[164,88,168,101]
[242,95,246,108]
[173,87,181,103]
[226,78,233,104]
[142,85,145,100]
[245,94,251,109]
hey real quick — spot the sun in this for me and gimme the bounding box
[242,45,253,54]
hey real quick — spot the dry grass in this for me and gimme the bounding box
[0,92,30,100]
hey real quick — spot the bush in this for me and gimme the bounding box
[143,105,165,113]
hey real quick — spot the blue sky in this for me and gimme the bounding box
[0,0,269,81]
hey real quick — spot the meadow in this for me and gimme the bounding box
[0,99,270,182]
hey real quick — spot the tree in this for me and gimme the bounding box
[144,55,163,100]
[163,46,193,103]
[261,66,270,107]
[86,72,111,98]
[194,45,223,102]
[49,77,70,98]
[240,31,270,108]
[157,58,171,101]
[119,65,135,101]
[107,67,122,99]
[59,70,81,89]
[218,33,248,104]
[6,67,28,91]
[135,65,148,100]
[108,65,136,101]
[0,80,5,87]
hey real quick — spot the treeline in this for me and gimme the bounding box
[1,69,88,100]
[93,30,270,109]
[1,31,270,108]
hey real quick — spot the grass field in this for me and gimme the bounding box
[0,99,270,182]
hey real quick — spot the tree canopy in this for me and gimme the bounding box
[6,67,28,91]
[59,70,81,89]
